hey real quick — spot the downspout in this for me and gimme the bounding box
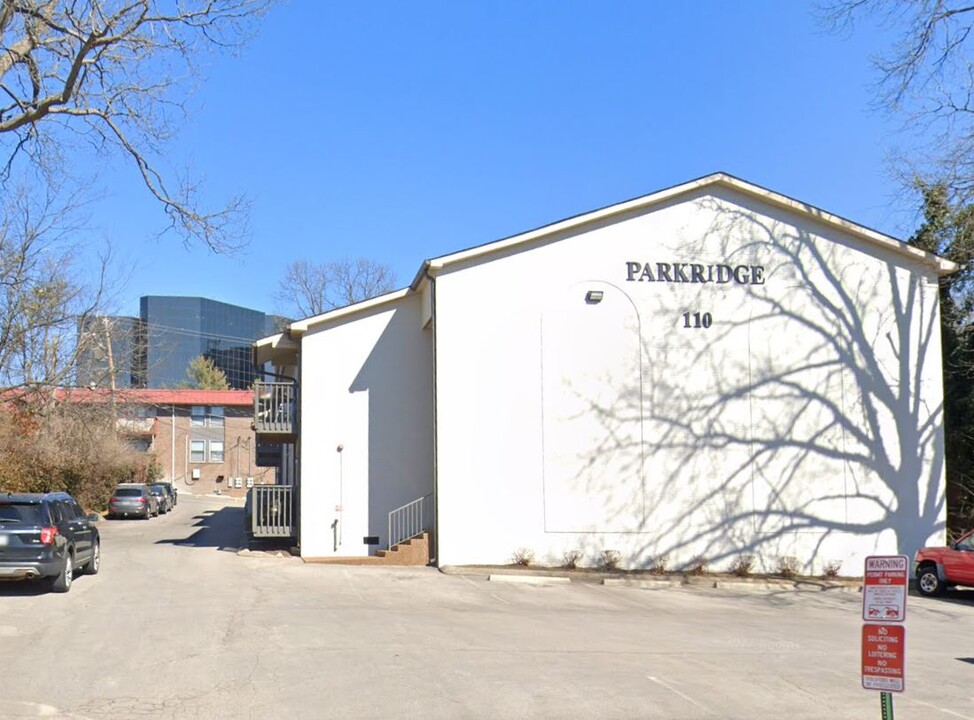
[425,266,440,567]
[261,368,297,383]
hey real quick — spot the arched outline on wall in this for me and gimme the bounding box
[539,280,646,534]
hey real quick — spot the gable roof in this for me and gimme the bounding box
[287,288,412,337]
[259,172,957,350]
[410,172,957,287]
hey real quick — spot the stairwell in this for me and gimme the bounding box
[303,532,431,566]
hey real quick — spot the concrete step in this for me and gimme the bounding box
[374,532,430,566]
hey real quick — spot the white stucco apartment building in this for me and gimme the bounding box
[255,173,954,574]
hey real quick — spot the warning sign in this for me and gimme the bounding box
[862,623,905,692]
[862,555,908,623]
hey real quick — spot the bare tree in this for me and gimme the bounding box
[548,200,946,571]
[822,1,974,200]
[823,2,974,531]
[0,0,274,252]
[0,184,107,393]
[275,257,397,318]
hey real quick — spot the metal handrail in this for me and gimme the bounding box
[388,494,433,549]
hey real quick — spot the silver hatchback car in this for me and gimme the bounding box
[108,484,158,519]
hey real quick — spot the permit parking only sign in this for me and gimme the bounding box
[861,623,905,692]
[862,555,908,622]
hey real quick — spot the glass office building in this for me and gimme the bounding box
[141,296,281,389]
[79,297,283,390]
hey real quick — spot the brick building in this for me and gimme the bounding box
[117,389,275,498]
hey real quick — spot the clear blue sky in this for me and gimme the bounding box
[89,1,911,319]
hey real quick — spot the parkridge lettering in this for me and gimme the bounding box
[625,261,765,286]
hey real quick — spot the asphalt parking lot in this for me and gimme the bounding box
[1,493,972,719]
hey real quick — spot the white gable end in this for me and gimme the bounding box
[432,184,946,572]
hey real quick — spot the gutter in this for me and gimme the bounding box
[410,259,444,292]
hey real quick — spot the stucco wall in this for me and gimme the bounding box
[433,187,947,574]
[298,294,434,558]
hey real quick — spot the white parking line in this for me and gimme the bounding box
[647,675,713,714]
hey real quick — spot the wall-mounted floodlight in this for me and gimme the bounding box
[585,290,604,304]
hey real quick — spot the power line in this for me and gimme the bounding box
[90,318,268,346]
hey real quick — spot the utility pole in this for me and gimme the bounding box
[102,317,117,428]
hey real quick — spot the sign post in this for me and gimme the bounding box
[861,555,909,719]
[880,692,894,720]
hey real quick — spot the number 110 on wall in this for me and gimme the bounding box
[682,311,713,329]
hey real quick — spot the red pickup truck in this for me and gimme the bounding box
[914,529,974,596]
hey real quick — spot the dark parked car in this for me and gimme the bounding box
[149,484,171,514]
[156,482,177,508]
[0,491,101,593]
[108,484,158,519]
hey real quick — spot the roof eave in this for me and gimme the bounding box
[415,172,957,277]
[253,332,300,366]
[288,288,413,336]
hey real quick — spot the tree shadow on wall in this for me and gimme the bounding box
[553,196,946,572]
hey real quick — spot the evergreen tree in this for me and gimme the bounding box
[183,356,230,391]
[909,182,974,532]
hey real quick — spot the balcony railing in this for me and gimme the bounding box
[246,485,295,539]
[253,380,296,437]
[116,417,155,435]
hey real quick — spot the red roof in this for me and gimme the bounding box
[48,388,254,406]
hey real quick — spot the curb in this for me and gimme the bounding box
[489,574,571,585]
[603,577,684,589]
[441,565,863,593]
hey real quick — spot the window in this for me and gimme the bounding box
[191,406,205,427]
[190,440,206,463]
[113,488,143,498]
[191,405,223,427]
[209,441,225,463]
[0,503,44,524]
[51,501,72,523]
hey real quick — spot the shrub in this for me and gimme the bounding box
[686,557,708,576]
[511,548,535,566]
[730,555,755,577]
[822,560,843,578]
[562,549,582,569]
[776,556,800,579]
[0,399,150,512]
[648,553,670,575]
[146,458,165,483]
[600,549,622,570]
